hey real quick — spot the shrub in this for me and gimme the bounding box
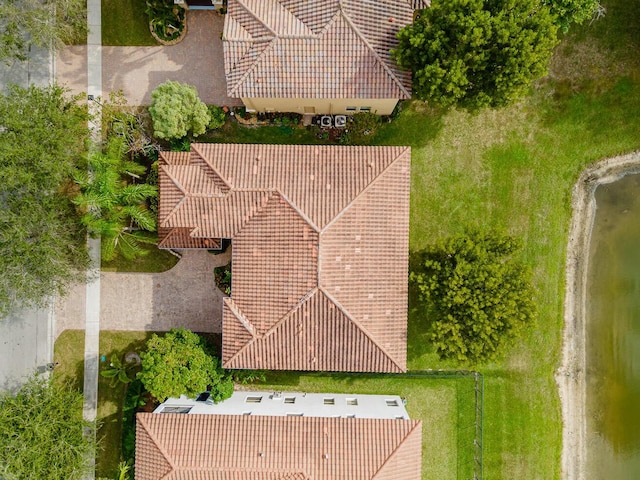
[342,112,381,145]
[207,105,226,130]
[149,80,210,140]
[138,328,233,402]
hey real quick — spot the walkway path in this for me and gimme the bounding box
[56,11,241,106]
[55,250,229,337]
[82,0,102,476]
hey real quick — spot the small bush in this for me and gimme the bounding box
[207,105,226,130]
[343,112,382,145]
[145,0,185,42]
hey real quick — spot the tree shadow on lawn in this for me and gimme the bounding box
[406,251,443,369]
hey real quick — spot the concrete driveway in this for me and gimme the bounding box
[56,10,242,106]
[55,250,230,338]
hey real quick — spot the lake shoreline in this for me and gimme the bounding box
[559,150,640,480]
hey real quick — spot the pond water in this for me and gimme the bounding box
[586,173,640,479]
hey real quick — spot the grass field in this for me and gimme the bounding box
[102,0,158,46]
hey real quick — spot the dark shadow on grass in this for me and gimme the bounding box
[407,251,440,364]
[373,100,446,147]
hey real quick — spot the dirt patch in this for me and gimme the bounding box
[558,150,640,480]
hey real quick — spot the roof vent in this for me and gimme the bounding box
[389,17,395,22]
[323,454,330,460]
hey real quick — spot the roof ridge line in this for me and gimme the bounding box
[314,5,341,36]
[317,287,405,372]
[137,414,176,476]
[276,190,321,233]
[227,39,277,98]
[223,288,319,367]
[321,146,410,233]
[191,144,234,191]
[159,196,186,229]
[371,419,422,478]
[236,0,278,37]
[339,9,411,98]
[160,163,187,196]
[224,297,257,337]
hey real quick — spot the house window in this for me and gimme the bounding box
[346,414,356,418]
[161,406,192,414]
[360,106,372,112]
[243,412,252,415]
[346,398,358,406]
[324,398,335,405]
[287,413,304,416]
[395,416,405,420]
[346,106,357,112]
[386,399,399,407]
[284,397,296,404]
[246,396,263,403]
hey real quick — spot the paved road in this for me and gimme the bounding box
[0,44,53,93]
[0,305,53,392]
[0,36,55,394]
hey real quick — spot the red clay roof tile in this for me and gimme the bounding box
[223,0,416,99]
[135,413,422,480]
[158,144,410,373]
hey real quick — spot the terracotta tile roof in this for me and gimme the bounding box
[135,413,422,480]
[158,144,411,373]
[223,0,417,99]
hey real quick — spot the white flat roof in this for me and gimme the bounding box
[155,390,410,420]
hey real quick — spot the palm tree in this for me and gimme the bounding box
[74,137,158,261]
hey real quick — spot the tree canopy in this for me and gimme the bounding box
[138,328,233,402]
[0,0,87,64]
[393,0,559,109]
[0,84,89,316]
[149,81,210,140]
[543,0,601,32]
[74,136,158,261]
[410,231,537,364]
[0,375,95,479]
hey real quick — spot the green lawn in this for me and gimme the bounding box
[53,330,85,391]
[95,331,154,479]
[101,235,179,273]
[102,0,158,46]
[384,1,640,477]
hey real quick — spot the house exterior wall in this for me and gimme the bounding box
[240,97,399,116]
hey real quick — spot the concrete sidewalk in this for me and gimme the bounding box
[57,11,241,106]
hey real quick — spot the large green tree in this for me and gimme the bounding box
[0,375,95,479]
[148,81,210,140]
[73,136,158,262]
[410,231,537,364]
[393,0,559,109]
[138,328,233,402]
[0,84,89,316]
[0,0,87,64]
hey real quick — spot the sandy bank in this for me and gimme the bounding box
[558,150,640,480]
